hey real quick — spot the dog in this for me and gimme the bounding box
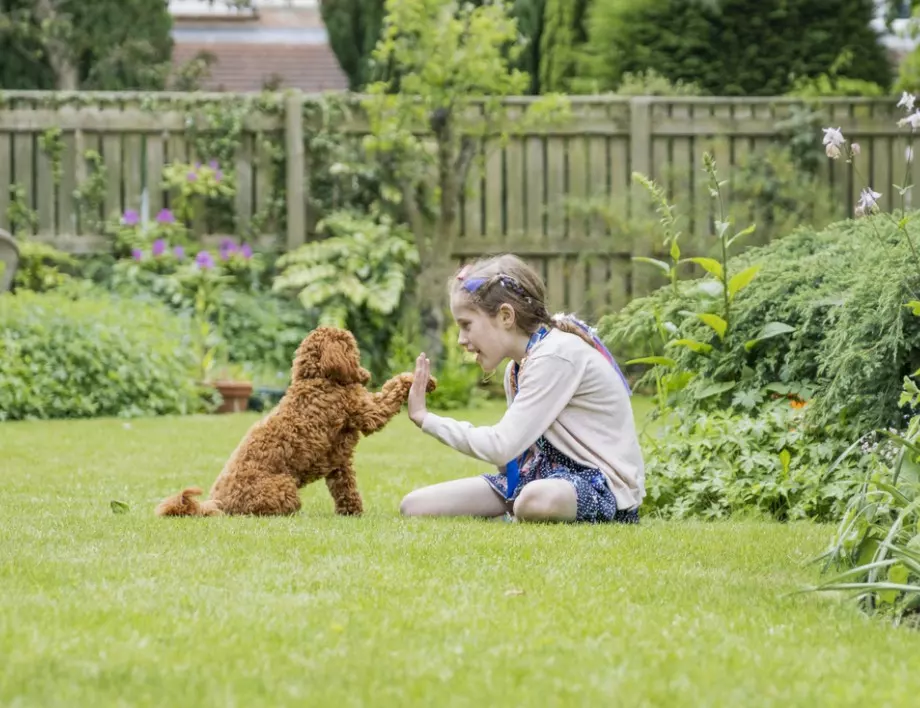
[155,326,435,517]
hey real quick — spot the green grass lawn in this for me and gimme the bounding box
[3,400,920,707]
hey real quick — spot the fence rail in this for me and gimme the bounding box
[0,91,911,316]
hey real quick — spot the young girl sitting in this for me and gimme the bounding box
[400,254,645,524]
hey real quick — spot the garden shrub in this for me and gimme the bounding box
[0,289,202,421]
[600,215,920,436]
[581,0,892,96]
[640,396,866,522]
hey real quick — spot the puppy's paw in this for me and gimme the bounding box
[426,375,438,393]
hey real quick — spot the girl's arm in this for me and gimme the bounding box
[412,352,582,466]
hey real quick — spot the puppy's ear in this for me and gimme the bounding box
[320,337,363,383]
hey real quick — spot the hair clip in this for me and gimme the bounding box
[461,276,488,292]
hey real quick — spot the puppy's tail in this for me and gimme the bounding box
[155,486,224,517]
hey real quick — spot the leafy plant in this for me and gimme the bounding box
[641,395,866,522]
[273,209,417,327]
[12,240,79,293]
[0,289,202,421]
[161,160,235,235]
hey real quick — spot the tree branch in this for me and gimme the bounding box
[400,177,430,263]
[455,136,478,186]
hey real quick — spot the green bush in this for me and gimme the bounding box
[0,289,202,421]
[640,396,867,522]
[599,215,920,437]
[581,0,892,96]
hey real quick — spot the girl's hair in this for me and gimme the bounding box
[450,254,597,350]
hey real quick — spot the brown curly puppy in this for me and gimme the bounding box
[155,326,435,518]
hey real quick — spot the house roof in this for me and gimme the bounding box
[172,41,348,93]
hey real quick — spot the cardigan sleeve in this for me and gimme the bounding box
[420,353,581,465]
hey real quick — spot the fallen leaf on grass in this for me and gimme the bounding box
[504,589,525,597]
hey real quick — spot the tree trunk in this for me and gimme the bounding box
[34,0,79,90]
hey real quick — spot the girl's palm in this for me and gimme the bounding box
[408,353,430,427]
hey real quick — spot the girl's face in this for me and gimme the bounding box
[450,292,520,372]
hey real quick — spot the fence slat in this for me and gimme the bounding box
[0,134,10,232]
[484,139,503,240]
[145,133,165,218]
[123,134,143,215]
[36,142,55,235]
[12,133,34,236]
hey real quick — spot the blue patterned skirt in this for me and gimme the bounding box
[482,437,640,524]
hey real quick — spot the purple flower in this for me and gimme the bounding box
[215,169,223,183]
[195,250,215,270]
[173,245,185,260]
[219,237,238,260]
[195,161,202,169]
[131,248,143,261]
[208,160,219,170]
[241,243,253,259]
[156,209,175,224]
[187,171,198,183]
[122,210,140,226]
[151,239,166,257]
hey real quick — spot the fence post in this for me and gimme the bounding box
[285,92,306,251]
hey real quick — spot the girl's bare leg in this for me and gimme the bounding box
[399,477,508,518]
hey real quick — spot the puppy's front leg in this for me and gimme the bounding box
[349,373,430,435]
[325,466,363,516]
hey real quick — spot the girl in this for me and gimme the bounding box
[400,254,645,524]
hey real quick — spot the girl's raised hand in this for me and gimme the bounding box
[408,352,431,427]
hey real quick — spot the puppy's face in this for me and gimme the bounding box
[292,327,371,385]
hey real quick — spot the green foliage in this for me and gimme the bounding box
[161,160,235,234]
[511,0,546,94]
[809,415,920,625]
[320,0,386,91]
[0,0,174,90]
[0,289,202,421]
[5,184,37,237]
[12,240,79,293]
[273,209,417,327]
[538,0,588,92]
[641,396,866,522]
[273,209,418,379]
[72,150,109,235]
[600,217,920,437]
[582,0,892,96]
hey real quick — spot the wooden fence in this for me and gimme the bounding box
[0,92,913,316]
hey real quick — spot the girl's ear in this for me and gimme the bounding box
[498,303,516,329]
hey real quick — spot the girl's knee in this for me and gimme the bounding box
[513,480,577,522]
[399,489,424,517]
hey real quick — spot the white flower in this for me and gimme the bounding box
[898,111,920,129]
[851,142,861,156]
[856,187,882,215]
[899,92,916,112]
[822,127,845,148]
[826,144,841,159]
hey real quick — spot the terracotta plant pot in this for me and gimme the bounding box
[212,380,254,414]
